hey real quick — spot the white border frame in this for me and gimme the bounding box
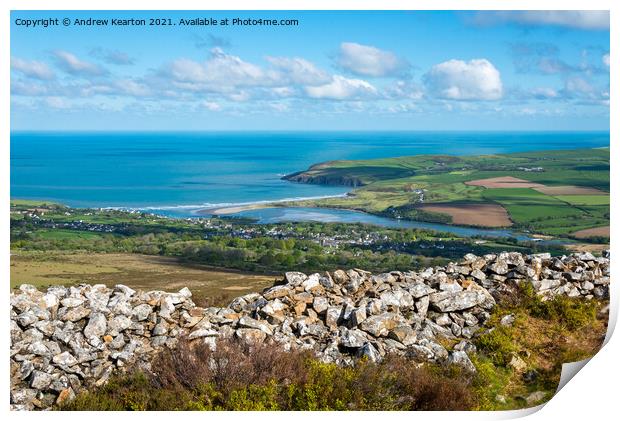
[2,1,616,420]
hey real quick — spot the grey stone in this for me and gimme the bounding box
[388,325,417,346]
[285,271,307,286]
[238,316,273,335]
[16,311,38,327]
[349,306,367,326]
[262,285,291,300]
[407,283,435,298]
[19,360,34,380]
[429,291,481,312]
[360,313,402,337]
[488,260,509,275]
[84,312,107,339]
[525,391,547,406]
[132,304,152,321]
[449,350,476,373]
[108,315,132,336]
[61,306,91,322]
[439,279,463,293]
[325,306,342,329]
[188,328,219,340]
[30,371,53,390]
[235,328,267,344]
[312,296,329,314]
[53,351,78,367]
[508,354,527,372]
[340,328,368,348]
[356,342,381,363]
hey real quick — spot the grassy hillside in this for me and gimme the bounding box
[284,148,610,238]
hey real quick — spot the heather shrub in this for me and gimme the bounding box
[61,338,475,411]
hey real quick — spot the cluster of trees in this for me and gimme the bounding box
[12,226,438,273]
[11,207,561,275]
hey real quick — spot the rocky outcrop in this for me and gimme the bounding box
[281,161,367,187]
[10,251,609,410]
[282,171,366,187]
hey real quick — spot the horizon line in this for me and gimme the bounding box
[9,129,611,134]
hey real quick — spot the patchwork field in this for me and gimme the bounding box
[465,176,544,189]
[10,252,276,306]
[418,203,512,227]
[534,186,607,196]
[572,226,610,239]
[554,195,610,206]
[286,148,610,239]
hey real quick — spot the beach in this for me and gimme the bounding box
[205,203,273,216]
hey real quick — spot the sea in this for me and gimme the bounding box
[11,131,610,220]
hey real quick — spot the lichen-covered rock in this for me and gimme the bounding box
[429,291,481,312]
[360,313,403,337]
[10,251,609,411]
[84,313,107,340]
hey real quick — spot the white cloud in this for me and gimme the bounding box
[202,101,221,111]
[268,102,289,112]
[603,53,610,68]
[529,87,559,99]
[114,79,151,97]
[45,97,72,109]
[559,77,609,106]
[537,57,573,74]
[167,48,273,90]
[53,50,108,76]
[563,77,597,98]
[336,42,409,77]
[477,11,609,30]
[424,59,503,100]
[11,80,52,96]
[266,56,331,85]
[90,47,135,65]
[271,87,296,97]
[228,91,251,102]
[305,75,377,100]
[11,57,55,80]
[385,80,424,100]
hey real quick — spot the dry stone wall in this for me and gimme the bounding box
[10,251,610,410]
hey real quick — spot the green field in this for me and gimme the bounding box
[554,195,610,206]
[11,251,276,307]
[482,188,583,221]
[35,229,105,240]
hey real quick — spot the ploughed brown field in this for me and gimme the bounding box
[464,176,545,189]
[418,203,512,227]
[572,226,610,239]
[533,186,608,195]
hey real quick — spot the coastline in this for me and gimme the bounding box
[208,203,272,216]
[196,193,350,216]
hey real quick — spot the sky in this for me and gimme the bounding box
[10,10,610,131]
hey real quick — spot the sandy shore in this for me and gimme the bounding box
[197,193,350,216]
[204,203,273,216]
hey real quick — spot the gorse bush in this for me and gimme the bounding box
[527,295,597,331]
[62,338,475,411]
[492,282,598,330]
[475,325,518,366]
[475,283,599,367]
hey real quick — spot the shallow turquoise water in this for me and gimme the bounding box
[11,131,609,217]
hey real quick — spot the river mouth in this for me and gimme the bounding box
[215,206,564,244]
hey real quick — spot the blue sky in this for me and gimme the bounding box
[10,10,610,131]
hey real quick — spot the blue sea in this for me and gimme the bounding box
[11,131,610,218]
